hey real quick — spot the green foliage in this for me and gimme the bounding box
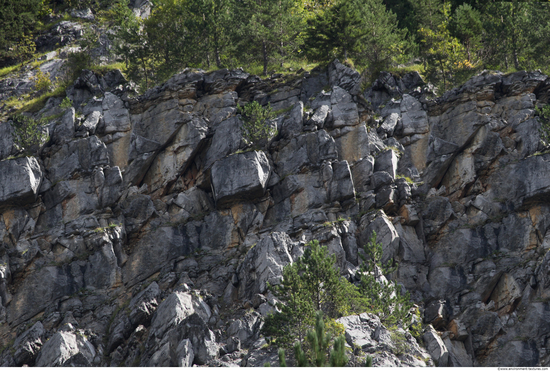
[8,114,48,155]
[0,0,47,64]
[365,355,373,367]
[60,97,74,110]
[65,51,93,81]
[237,101,277,149]
[358,231,413,326]
[278,312,348,367]
[32,69,52,92]
[305,0,407,74]
[536,105,550,149]
[262,240,363,348]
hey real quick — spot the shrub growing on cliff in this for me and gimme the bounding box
[237,100,277,149]
[9,114,48,155]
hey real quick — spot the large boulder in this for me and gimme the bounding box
[236,232,295,300]
[211,151,271,207]
[35,331,96,367]
[0,157,42,206]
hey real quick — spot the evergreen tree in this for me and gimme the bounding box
[305,0,406,73]
[262,240,363,347]
[450,3,483,63]
[185,0,234,68]
[0,0,48,65]
[233,0,305,76]
[358,232,413,326]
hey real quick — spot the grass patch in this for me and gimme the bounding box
[388,63,426,79]
[0,64,21,79]
[91,62,127,77]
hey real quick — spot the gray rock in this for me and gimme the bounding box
[274,130,338,176]
[79,110,101,134]
[351,156,375,193]
[99,166,123,208]
[35,331,96,367]
[379,112,399,137]
[0,157,42,205]
[205,116,243,169]
[328,60,362,95]
[329,160,355,203]
[371,171,393,190]
[237,232,295,300]
[149,291,210,339]
[374,149,399,179]
[52,108,75,144]
[211,151,271,207]
[71,8,94,20]
[400,95,428,135]
[423,325,448,367]
[45,136,109,184]
[129,282,160,327]
[281,101,304,138]
[122,226,197,286]
[307,104,330,129]
[176,338,194,367]
[330,86,359,127]
[13,321,45,366]
[359,210,400,264]
[102,92,131,133]
[0,121,15,161]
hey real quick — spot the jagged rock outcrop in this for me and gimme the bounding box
[1,59,550,366]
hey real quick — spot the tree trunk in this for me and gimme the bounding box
[262,41,268,76]
[214,33,222,68]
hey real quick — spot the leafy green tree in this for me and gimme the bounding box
[358,231,413,327]
[305,0,406,73]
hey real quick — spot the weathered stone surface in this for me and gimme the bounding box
[328,59,362,95]
[35,331,96,367]
[359,210,400,264]
[149,291,210,338]
[351,156,375,193]
[122,226,197,286]
[46,136,109,183]
[79,110,101,134]
[52,108,75,144]
[237,232,294,300]
[211,151,271,207]
[0,157,42,206]
[0,122,14,161]
[274,130,338,176]
[205,116,243,169]
[374,149,398,179]
[13,321,45,366]
[423,325,448,367]
[307,104,329,129]
[330,86,359,127]
[329,160,355,203]
[281,101,304,137]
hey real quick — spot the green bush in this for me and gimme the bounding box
[59,97,73,110]
[237,101,277,149]
[9,114,48,155]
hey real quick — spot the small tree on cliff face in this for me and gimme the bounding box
[237,101,276,150]
[358,231,412,326]
[9,114,48,155]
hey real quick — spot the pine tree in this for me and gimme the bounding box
[358,231,413,326]
[305,0,406,73]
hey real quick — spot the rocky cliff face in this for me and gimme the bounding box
[1,59,550,366]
